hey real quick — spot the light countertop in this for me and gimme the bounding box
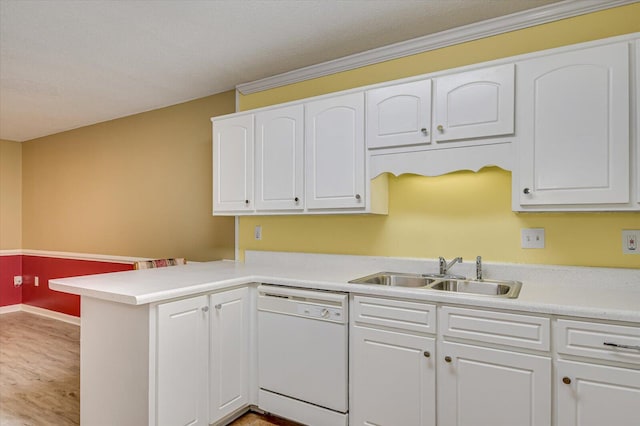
[49,251,640,323]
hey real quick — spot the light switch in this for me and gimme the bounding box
[521,228,545,249]
[622,230,639,254]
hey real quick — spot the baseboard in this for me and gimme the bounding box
[11,304,81,325]
[0,304,21,314]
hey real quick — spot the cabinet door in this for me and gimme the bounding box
[434,63,514,142]
[255,105,304,211]
[557,360,640,426]
[157,296,209,426]
[636,41,640,205]
[351,326,435,426]
[305,92,366,209]
[438,341,551,426]
[212,114,254,213]
[209,287,250,423]
[366,79,432,149]
[517,42,629,206]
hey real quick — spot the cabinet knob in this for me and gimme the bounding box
[523,188,531,195]
[421,128,428,135]
[562,377,571,385]
[294,197,299,203]
[355,194,361,200]
[245,199,250,205]
[437,125,444,133]
[215,304,222,310]
[423,351,431,358]
[444,356,452,363]
[201,306,209,313]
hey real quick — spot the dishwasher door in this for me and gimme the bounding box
[257,285,349,414]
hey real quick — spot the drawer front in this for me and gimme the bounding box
[353,295,436,334]
[439,306,550,351]
[556,319,640,365]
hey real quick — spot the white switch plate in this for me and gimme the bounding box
[254,225,262,241]
[35,276,39,287]
[13,276,22,286]
[622,230,639,254]
[521,228,545,249]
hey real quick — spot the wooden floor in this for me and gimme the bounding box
[0,311,80,425]
[230,412,303,426]
[0,311,301,426]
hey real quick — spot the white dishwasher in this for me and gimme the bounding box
[257,285,349,426]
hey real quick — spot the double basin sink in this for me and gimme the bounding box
[349,272,522,298]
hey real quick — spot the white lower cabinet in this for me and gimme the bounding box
[350,295,437,425]
[157,295,209,426]
[156,287,250,426]
[556,360,640,426]
[554,318,640,426]
[209,287,250,424]
[437,306,551,426]
[81,283,639,426]
[350,298,553,426]
[350,326,436,426]
[437,341,551,426]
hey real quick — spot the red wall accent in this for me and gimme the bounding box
[21,256,133,317]
[0,255,23,307]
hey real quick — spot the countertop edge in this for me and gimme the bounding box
[49,270,640,324]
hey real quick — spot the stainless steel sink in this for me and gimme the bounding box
[429,279,522,298]
[349,272,522,298]
[348,272,437,288]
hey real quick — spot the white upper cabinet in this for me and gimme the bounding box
[255,105,304,211]
[515,42,630,208]
[366,63,514,151]
[305,92,366,210]
[212,114,254,213]
[366,79,432,149]
[434,63,515,142]
[366,64,515,177]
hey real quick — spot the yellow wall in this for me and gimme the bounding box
[237,4,640,268]
[0,139,22,249]
[22,92,236,261]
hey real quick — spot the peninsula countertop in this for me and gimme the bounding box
[49,251,640,323]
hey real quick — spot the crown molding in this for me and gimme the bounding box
[236,0,637,95]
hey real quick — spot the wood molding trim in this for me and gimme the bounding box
[236,0,636,94]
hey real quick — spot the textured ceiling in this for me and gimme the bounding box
[1,0,567,141]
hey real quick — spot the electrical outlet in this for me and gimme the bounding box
[13,276,23,287]
[622,230,639,254]
[521,228,545,249]
[255,225,262,241]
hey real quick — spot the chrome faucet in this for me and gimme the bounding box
[476,256,483,280]
[439,256,462,275]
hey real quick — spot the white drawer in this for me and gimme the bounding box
[352,295,436,334]
[556,319,640,365]
[439,306,550,351]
